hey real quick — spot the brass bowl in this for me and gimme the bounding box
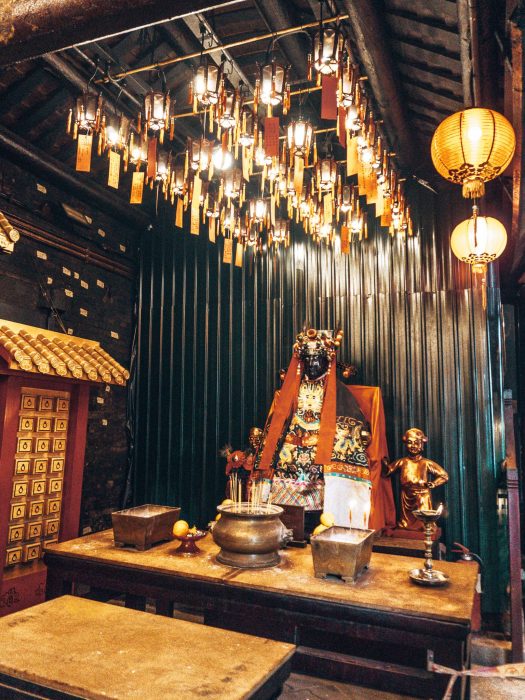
[212,503,290,568]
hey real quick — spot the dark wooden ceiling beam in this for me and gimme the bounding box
[391,33,461,62]
[384,6,458,34]
[341,0,417,171]
[393,53,462,83]
[0,0,243,67]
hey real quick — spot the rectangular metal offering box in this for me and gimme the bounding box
[112,504,181,550]
[310,526,375,582]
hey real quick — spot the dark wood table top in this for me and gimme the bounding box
[0,595,294,700]
[45,530,478,626]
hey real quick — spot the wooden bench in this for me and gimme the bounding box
[0,595,294,699]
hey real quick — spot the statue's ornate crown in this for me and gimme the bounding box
[292,327,343,360]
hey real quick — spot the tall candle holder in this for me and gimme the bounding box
[409,503,449,586]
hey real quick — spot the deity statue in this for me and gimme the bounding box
[254,327,396,531]
[221,427,263,501]
[382,428,449,531]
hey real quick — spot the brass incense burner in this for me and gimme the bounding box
[212,503,292,568]
[310,526,375,583]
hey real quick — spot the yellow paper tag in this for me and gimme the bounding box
[375,184,384,218]
[76,133,92,172]
[108,150,120,189]
[175,197,183,228]
[341,225,350,254]
[209,216,216,242]
[223,237,233,264]
[235,242,244,267]
[270,194,276,225]
[358,161,366,196]
[294,156,304,196]
[323,192,332,224]
[346,138,358,176]
[242,146,251,181]
[130,171,144,204]
[191,176,201,235]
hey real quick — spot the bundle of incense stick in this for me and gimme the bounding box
[228,471,243,510]
[248,479,274,513]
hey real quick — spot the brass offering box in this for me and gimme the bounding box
[310,526,375,582]
[112,504,181,550]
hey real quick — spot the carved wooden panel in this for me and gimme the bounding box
[4,388,70,571]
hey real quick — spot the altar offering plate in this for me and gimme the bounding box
[112,504,181,551]
[173,530,207,555]
[310,526,375,583]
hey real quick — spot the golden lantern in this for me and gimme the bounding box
[339,184,351,213]
[259,61,288,107]
[239,108,255,147]
[313,27,341,76]
[105,114,130,151]
[270,219,290,247]
[75,91,103,132]
[171,165,186,196]
[250,197,267,223]
[143,90,172,135]
[450,206,507,273]
[189,138,212,171]
[287,119,313,157]
[316,157,337,191]
[193,62,222,106]
[217,89,240,130]
[130,135,148,167]
[431,108,515,198]
[212,145,233,171]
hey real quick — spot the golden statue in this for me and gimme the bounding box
[382,428,448,531]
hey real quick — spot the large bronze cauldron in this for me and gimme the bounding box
[212,503,291,568]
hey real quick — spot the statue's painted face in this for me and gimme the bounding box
[406,435,423,455]
[300,341,330,380]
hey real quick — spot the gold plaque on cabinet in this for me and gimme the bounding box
[15,458,30,475]
[35,438,50,452]
[17,437,32,452]
[57,398,69,412]
[10,503,26,519]
[47,498,61,515]
[21,395,37,410]
[19,416,34,431]
[23,543,41,562]
[37,417,52,432]
[31,479,46,496]
[33,458,47,474]
[29,501,44,517]
[48,478,62,494]
[12,481,28,498]
[55,418,68,432]
[26,522,42,539]
[53,438,66,452]
[39,397,54,411]
[45,518,59,536]
[50,457,64,473]
[8,524,24,543]
[6,546,22,566]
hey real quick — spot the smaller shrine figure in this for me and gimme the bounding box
[382,428,448,531]
[221,427,262,501]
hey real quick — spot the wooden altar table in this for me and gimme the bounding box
[44,530,478,699]
[0,595,294,699]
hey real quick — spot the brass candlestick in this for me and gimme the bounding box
[409,504,449,586]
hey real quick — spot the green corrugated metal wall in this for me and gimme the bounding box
[133,184,506,612]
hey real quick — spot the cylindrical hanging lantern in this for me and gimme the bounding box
[338,58,354,107]
[451,207,507,273]
[313,27,340,76]
[75,91,103,132]
[130,135,148,165]
[212,145,233,171]
[218,89,240,130]
[317,157,337,190]
[223,168,242,198]
[260,61,288,106]
[189,138,212,171]
[431,108,516,198]
[144,90,171,132]
[239,108,255,146]
[171,165,186,195]
[105,114,130,151]
[340,184,351,212]
[193,62,221,106]
[250,198,267,222]
[287,119,313,157]
[270,219,290,246]
[154,149,171,182]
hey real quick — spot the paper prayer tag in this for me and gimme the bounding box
[209,216,216,242]
[108,150,120,189]
[235,242,244,267]
[130,171,144,204]
[223,237,233,264]
[341,225,350,254]
[76,133,93,172]
[175,197,183,227]
[191,176,202,235]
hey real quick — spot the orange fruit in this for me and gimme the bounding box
[172,520,189,537]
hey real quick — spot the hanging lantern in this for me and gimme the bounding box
[189,138,212,171]
[250,198,267,223]
[154,150,171,182]
[144,90,171,131]
[193,62,222,106]
[317,157,337,191]
[270,219,290,247]
[345,103,361,133]
[171,165,186,196]
[223,168,243,199]
[431,108,515,198]
[239,108,255,147]
[206,193,220,218]
[212,145,233,171]
[451,206,507,273]
[340,184,351,213]
[75,91,103,132]
[105,114,130,151]
[218,89,240,130]
[287,119,313,157]
[259,61,288,107]
[313,27,341,76]
[338,58,355,107]
[130,135,148,166]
